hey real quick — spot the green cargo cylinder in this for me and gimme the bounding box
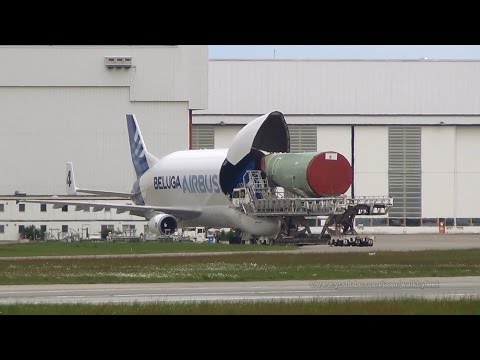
[260,151,352,197]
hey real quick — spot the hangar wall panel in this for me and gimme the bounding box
[316,126,351,162]
[289,125,317,152]
[129,46,207,105]
[354,174,389,198]
[192,125,215,149]
[422,127,456,173]
[454,174,480,218]
[354,127,388,197]
[455,127,480,217]
[421,127,455,217]
[0,46,131,86]
[182,46,209,110]
[0,87,189,195]
[194,114,480,126]
[0,45,208,107]
[422,173,455,218]
[388,126,422,218]
[197,60,480,115]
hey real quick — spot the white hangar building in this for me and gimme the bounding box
[0,45,208,241]
[193,59,480,231]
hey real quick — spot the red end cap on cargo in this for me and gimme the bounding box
[306,152,352,196]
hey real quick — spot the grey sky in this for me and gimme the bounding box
[208,45,480,60]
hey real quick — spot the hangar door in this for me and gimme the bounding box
[192,125,214,149]
[388,126,422,218]
[289,125,317,153]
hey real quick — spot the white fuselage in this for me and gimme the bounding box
[138,149,280,236]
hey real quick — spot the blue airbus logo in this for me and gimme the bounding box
[153,175,220,193]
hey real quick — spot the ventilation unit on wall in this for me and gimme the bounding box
[105,56,132,69]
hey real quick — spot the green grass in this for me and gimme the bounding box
[1,249,480,284]
[0,241,293,257]
[1,298,480,314]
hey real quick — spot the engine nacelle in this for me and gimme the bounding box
[147,214,178,235]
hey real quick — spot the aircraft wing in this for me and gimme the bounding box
[74,189,133,198]
[18,199,201,219]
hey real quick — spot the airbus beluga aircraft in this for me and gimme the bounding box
[22,111,309,239]
[20,110,393,243]
[19,111,372,240]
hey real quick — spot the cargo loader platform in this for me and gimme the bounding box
[231,170,393,245]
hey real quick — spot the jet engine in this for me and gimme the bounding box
[147,214,178,235]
